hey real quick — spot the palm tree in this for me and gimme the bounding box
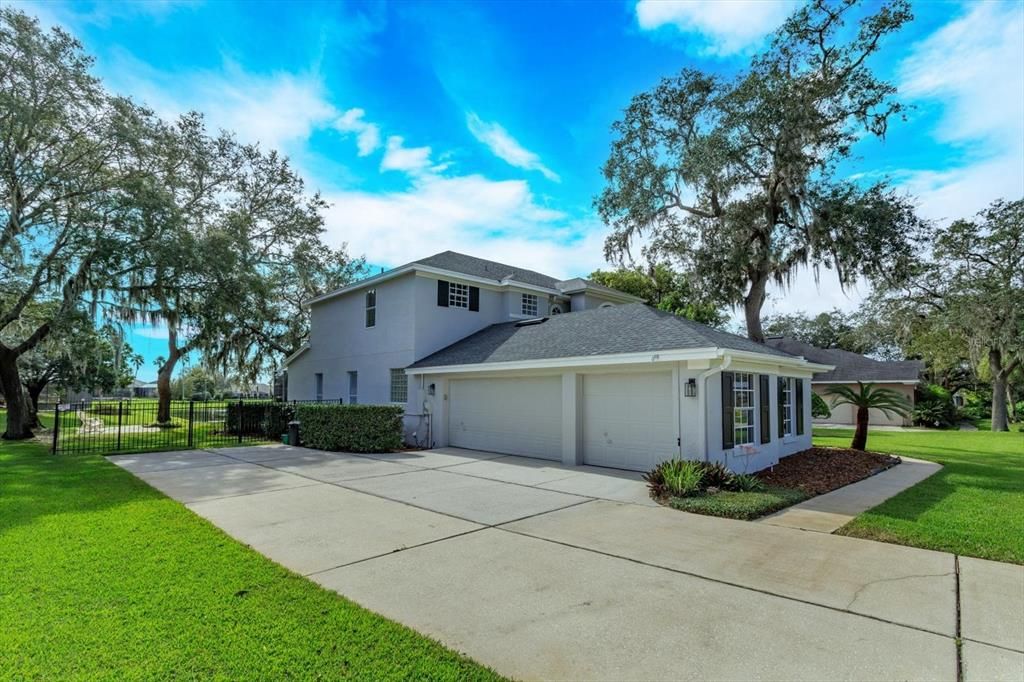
[825,382,912,451]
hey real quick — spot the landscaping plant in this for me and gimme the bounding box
[824,382,911,450]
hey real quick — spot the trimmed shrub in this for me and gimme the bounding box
[295,404,404,453]
[226,402,294,438]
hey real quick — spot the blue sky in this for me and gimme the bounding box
[20,0,1024,379]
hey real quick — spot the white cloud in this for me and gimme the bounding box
[321,174,609,278]
[634,0,796,56]
[102,54,337,155]
[466,113,560,182]
[334,107,381,156]
[900,2,1024,153]
[895,2,1024,223]
[379,135,437,175]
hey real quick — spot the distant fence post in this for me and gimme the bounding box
[187,401,195,449]
[51,403,60,454]
[237,399,244,443]
[116,401,123,452]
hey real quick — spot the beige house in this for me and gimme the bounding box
[764,338,923,427]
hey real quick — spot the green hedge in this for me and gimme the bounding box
[295,404,404,453]
[226,402,294,438]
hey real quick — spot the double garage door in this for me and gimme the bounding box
[448,372,677,471]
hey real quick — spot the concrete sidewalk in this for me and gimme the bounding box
[759,456,942,532]
[109,445,1023,681]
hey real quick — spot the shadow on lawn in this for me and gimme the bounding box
[0,445,168,533]
[855,461,1024,523]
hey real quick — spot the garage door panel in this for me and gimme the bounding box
[582,372,677,471]
[449,377,562,461]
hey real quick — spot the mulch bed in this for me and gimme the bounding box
[757,447,900,497]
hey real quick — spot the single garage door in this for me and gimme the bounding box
[582,372,677,471]
[448,376,562,460]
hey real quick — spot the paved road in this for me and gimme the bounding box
[110,445,1024,681]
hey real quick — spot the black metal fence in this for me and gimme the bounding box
[51,398,339,455]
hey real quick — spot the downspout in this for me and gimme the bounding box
[697,352,730,462]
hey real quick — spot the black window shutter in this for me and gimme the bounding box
[759,374,771,443]
[778,377,786,437]
[721,372,734,449]
[468,286,480,311]
[795,378,805,435]
[437,280,449,307]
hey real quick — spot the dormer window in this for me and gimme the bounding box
[365,289,376,327]
[521,293,538,316]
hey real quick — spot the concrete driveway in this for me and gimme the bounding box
[110,445,1024,682]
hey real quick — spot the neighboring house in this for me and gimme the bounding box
[286,251,830,473]
[130,380,159,399]
[764,337,924,427]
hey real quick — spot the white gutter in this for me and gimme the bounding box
[406,347,832,376]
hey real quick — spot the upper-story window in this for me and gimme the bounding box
[437,280,479,311]
[521,293,538,316]
[365,289,376,327]
[449,282,470,308]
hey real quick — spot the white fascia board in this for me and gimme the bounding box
[282,344,310,366]
[556,280,645,303]
[413,266,562,296]
[407,348,720,375]
[304,266,415,306]
[406,347,828,376]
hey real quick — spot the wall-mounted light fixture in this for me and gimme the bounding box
[684,378,698,398]
[427,383,436,396]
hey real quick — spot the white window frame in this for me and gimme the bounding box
[521,293,539,316]
[314,373,323,401]
[365,288,376,328]
[449,281,469,309]
[347,371,358,405]
[782,377,794,436]
[733,372,756,446]
[389,368,408,403]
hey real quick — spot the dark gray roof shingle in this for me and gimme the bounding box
[763,337,923,383]
[409,303,798,369]
[414,251,560,289]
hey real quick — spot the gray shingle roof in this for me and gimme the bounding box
[763,337,923,383]
[409,303,797,369]
[414,251,561,289]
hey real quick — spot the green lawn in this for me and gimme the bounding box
[814,426,1024,564]
[669,486,808,520]
[0,412,502,680]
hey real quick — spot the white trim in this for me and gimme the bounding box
[407,348,833,376]
[283,344,310,366]
[555,279,646,303]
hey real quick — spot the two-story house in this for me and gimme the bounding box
[285,251,831,473]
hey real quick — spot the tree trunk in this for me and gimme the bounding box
[0,347,33,440]
[990,349,1009,432]
[744,271,769,343]
[156,331,181,424]
[24,381,45,429]
[851,405,869,450]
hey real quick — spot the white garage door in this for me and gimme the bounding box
[448,376,562,460]
[582,372,678,471]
